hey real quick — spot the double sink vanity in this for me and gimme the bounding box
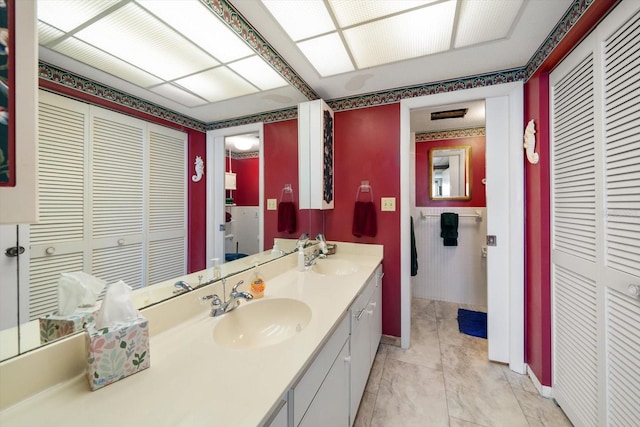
[0,242,383,427]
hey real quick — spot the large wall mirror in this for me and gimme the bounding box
[429,146,471,200]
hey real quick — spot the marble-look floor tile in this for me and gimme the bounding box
[440,342,528,427]
[386,315,442,371]
[512,389,573,427]
[501,365,539,394]
[371,358,449,427]
[437,317,488,352]
[354,391,376,427]
[412,297,437,321]
[365,344,388,394]
[435,300,461,319]
[449,416,486,427]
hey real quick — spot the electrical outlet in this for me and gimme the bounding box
[267,198,277,210]
[381,197,396,211]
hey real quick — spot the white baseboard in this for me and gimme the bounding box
[526,364,553,398]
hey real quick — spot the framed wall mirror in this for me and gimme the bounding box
[429,146,471,200]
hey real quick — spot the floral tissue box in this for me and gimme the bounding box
[85,315,150,391]
[39,308,98,344]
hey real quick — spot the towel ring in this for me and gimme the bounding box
[355,184,374,202]
[280,184,294,202]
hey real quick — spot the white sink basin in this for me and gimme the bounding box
[311,258,360,276]
[213,298,311,350]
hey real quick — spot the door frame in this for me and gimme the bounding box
[206,123,264,270]
[400,82,525,372]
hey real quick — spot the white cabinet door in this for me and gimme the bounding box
[265,400,288,427]
[299,340,350,427]
[350,305,371,423]
[370,266,383,361]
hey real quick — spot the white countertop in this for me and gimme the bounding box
[0,244,382,427]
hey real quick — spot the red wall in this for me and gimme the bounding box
[522,0,619,386]
[187,129,207,272]
[325,103,402,336]
[227,157,259,206]
[415,136,486,207]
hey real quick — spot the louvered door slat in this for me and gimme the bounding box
[92,244,143,290]
[92,116,144,239]
[606,290,640,426]
[148,237,186,285]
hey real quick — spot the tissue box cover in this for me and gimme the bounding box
[39,308,98,344]
[85,315,150,391]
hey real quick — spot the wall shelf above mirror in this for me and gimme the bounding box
[429,146,472,201]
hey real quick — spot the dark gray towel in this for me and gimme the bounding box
[440,213,459,246]
[411,216,418,276]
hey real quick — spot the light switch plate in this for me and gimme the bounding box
[381,197,396,211]
[267,198,277,210]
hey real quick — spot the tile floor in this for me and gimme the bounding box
[354,298,573,427]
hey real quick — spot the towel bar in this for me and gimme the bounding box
[420,210,483,222]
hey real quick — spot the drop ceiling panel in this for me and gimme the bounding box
[150,83,208,108]
[328,0,439,27]
[37,0,120,32]
[175,67,258,103]
[228,56,288,91]
[262,0,335,41]
[298,33,355,77]
[73,3,219,81]
[137,0,255,63]
[343,1,456,69]
[455,0,524,48]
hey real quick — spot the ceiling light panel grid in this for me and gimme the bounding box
[37,0,120,32]
[327,0,439,27]
[261,0,335,41]
[175,67,258,103]
[455,0,524,48]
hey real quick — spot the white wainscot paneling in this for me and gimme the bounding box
[411,207,487,307]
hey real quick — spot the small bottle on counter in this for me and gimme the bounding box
[297,245,305,272]
[212,258,221,280]
[250,265,265,299]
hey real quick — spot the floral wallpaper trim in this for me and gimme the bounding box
[416,127,486,142]
[200,0,318,101]
[229,151,259,159]
[524,0,594,79]
[38,62,207,132]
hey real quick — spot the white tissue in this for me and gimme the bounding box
[94,280,139,330]
[57,272,106,316]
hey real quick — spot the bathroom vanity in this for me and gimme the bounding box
[0,243,383,427]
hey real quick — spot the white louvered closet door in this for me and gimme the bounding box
[90,109,145,289]
[29,92,88,319]
[147,125,187,285]
[550,2,640,426]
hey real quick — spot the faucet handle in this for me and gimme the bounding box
[200,294,222,306]
[231,280,244,294]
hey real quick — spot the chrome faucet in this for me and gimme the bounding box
[305,249,326,267]
[174,280,194,293]
[203,279,253,317]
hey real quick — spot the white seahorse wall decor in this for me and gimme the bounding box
[192,155,204,182]
[523,119,539,164]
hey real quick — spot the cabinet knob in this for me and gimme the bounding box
[344,355,351,364]
[117,239,125,246]
[628,284,640,298]
[45,247,55,255]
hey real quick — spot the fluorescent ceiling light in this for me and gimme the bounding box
[38,21,65,45]
[328,0,438,27]
[455,0,524,48]
[137,0,255,63]
[228,56,288,90]
[343,1,456,68]
[74,3,219,81]
[175,67,258,102]
[52,37,163,88]
[150,83,208,108]
[37,0,120,32]
[298,33,354,77]
[261,0,335,41]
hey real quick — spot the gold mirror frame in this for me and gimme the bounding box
[429,145,472,200]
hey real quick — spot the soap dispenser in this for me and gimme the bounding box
[297,244,305,272]
[250,264,265,299]
[211,258,221,280]
[271,239,281,255]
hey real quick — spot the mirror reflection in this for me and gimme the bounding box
[429,146,471,200]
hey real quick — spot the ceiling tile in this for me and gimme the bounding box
[37,0,120,32]
[150,83,208,108]
[175,67,258,103]
[228,56,288,90]
[137,0,255,63]
[328,0,439,27]
[38,21,65,45]
[73,3,219,81]
[297,33,354,77]
[261,0,335,41]
[52,37,163,88]
[455,0,524,48]
[343,0,456,69]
